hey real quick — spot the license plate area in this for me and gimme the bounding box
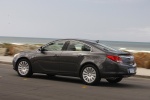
[128,68,135,73]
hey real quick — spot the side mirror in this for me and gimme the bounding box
[38,47,45,53]
[38,47,42,51]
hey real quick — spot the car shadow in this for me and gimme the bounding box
[13,73,150,89]
[98,81,137,88]
[31,74,83,84]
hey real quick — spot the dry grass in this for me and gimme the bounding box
[0,43,41,56]
[0,43,14,55]
[133,52,150,69]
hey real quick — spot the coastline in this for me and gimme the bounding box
[0,42,150,69]
[119,48,150,53]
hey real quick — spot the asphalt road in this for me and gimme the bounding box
[0,64,150,100]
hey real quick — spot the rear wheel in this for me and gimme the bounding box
[81,64,100,85]
[106,77,123,83]
[17,59,33,77]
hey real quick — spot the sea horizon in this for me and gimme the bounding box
[0,36,150,52]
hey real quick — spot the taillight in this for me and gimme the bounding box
[107,55,122,63]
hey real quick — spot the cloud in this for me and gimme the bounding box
[138,27,150,33]
[81,0,143,4]
[74,26,150,42]
[104,27,150,42]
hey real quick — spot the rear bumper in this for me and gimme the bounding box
[101,71,136,78]
[100,60,136,78]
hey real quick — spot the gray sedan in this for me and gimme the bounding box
[13,39,136,85]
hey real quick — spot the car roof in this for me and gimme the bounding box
[56,39,98,44]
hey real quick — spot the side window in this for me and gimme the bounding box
[44,40,66,51]
[67,41,91,51]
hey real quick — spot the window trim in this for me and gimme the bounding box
[65,40,93,52]
[42,40,68,51]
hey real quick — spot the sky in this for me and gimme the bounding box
[0,0,150,42]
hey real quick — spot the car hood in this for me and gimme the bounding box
[20,50,37,54]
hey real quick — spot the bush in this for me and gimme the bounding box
[0,43,40,56]
[133,52,150,69]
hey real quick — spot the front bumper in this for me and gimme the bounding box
[12,54,20,71]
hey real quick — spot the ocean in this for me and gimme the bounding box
[0,36,150,51]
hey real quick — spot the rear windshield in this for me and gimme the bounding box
[94,43,118,52]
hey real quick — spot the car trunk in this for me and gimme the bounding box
[119,54,135,65]
[108,50,135,65]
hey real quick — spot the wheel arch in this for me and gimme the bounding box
[15,57,31,71]
[79,62,100,77]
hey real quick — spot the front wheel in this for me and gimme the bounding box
[17,59,33,77]
[81,64,101,85]
[106,77,123,83]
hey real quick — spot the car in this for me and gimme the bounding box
[13,39,136,85]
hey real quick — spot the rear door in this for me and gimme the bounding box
[59,40,91,75]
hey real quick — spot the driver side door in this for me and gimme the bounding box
[33,40,67,73]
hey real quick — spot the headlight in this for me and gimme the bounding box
[14,53,19,58]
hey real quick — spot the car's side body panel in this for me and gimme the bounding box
[12,39,136,79]
[31,51,62,73]
[58,51,84,75]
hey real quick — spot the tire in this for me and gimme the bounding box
[106,77,123,83]
[16,59,33,77]
[80,64,101,85]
